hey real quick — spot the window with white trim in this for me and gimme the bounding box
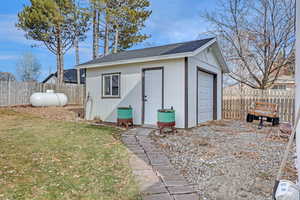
[102,73,120,98]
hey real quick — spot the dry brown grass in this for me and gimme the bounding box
[0,108,140,200]
[8,105,82,122]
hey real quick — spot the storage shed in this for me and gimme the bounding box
[78,38,229,128]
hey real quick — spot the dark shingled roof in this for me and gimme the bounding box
[42,69,86,84]
[79,38,215,66]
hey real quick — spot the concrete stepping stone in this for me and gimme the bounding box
[142,145,162,153]
[154,166,181,176]
[161,175,187,182]
[122,136,138,145]
[163,180,191,187]
[173,193,200,200]
[136,128,153,136]
[141,182,169,195]
[168,185,197,195]
[133,170,161,191]
[123,128,200,199]
[129,155,151,170]
[126,145,145,154]
[138,140,155,147]
[147,153,171,166]
[143,193,173,200]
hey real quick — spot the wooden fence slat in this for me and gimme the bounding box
[223,87,295,123]
[0,81,84,107]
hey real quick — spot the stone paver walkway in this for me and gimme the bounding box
[122,128,199,200]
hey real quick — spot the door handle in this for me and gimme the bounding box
[144,95,148,102]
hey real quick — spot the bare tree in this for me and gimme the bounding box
[203,0,295,89]
[16,52,41,82]
[0,72,16,81]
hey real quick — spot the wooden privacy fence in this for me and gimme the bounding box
[223,88,295,123]
[0,81,85,106]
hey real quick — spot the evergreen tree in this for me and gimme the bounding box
[17,0,89,85]
[107,0,152,52]
[90,0,151,56]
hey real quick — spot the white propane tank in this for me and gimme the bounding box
[275,180,300,200]
[30,90,68,107]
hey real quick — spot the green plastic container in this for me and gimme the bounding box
[117,107,133,119]
[157,109,175,123]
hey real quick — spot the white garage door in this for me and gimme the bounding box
[198,70,214,123]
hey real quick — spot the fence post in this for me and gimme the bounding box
[7,79,11,106]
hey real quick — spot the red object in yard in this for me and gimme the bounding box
[157,122,176,134]
[117,118,133,129]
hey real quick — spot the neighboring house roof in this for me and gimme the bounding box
[77,38,230,73]
[42,69,86,84]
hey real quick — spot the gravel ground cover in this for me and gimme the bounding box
[150,120,297,200]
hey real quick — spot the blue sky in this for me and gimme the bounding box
[0,0,217,81]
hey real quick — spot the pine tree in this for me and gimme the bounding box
[72,0,90,84]
[90,0,105,59]
[17,0,89,85]
[95,0,151,55]
[109,0,152,52]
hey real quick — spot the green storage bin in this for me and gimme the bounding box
[157,109,175,123]
[117,107,133,119]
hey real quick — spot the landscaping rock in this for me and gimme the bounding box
[122,128,200,200]
[150,120,296,200]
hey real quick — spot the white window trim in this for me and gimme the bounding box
[102,73,121,98]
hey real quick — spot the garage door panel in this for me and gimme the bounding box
[198,97,212,101]
[198,70,214,124]
[198,108,213,113]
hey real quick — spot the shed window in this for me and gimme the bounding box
[102,73,120,98]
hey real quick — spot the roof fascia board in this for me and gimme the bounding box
[190,38,217,57]
[77,51,193,69]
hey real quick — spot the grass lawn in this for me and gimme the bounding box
[0,109,140,200]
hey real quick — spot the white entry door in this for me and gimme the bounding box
[144,68,163,125]
[198,70,214,123]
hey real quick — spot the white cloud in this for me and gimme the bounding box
[143,15,206,45]
[0,55,18,60]
[0,14,33,45]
